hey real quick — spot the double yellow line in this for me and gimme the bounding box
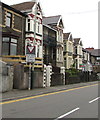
[0,83,98,105]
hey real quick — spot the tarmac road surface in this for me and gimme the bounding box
[1,82,99,119]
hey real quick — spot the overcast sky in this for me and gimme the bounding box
[1,0,99,49]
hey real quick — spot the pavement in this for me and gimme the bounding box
[1,81,99,102]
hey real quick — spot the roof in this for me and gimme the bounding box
[63,33,70,39]
[43,15,61,25]
[11,2,35,11]
[43,24,57,32]
[1,2,27,17]
[82,48,91,53]
[74,38,80,45]
[86,49,100,57]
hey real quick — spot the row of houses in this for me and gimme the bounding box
[0,1,100,91]
[64,33,100,72]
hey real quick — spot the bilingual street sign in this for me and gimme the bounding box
[26,54,35,63]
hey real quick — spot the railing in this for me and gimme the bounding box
[1,55,43,68]
[43,55,56,66]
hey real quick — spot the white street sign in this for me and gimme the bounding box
[26,54,35,63]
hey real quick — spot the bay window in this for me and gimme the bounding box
[37,22,40,33]
[28,19,30,31]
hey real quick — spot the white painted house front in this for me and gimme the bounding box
[25,3,43,58]
[12,1,43,62]
[74,38,83,70]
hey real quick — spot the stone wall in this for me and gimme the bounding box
[65,71,98,85]
[51,73,64,86]
[51,66,64,86]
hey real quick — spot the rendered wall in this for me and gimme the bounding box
[0,61,13,92]
[31,68,43,88]
[13,63,29,89]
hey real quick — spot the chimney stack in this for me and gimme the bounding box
[86,47,94,51]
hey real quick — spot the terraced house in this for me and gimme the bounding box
[82,48,92,71]
[0,1,45,90]
[73,38,83,70]
[11,1,43,65]
[43,15,65,87]
[1,2,26,58]
[43,15,64,68]
[11,1,44,88]
[86,48,100,72]
[63,33,74,69]
[43,24,56,66]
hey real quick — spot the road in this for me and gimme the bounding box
[1,83,99,119]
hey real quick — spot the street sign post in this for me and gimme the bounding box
[25,38,36,90]
[25,3,38,90]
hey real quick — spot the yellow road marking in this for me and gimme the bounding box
[1,83,98,105]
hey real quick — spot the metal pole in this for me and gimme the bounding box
[28,63,31,90]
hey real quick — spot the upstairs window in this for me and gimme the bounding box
[37,12,40,16]
[6,12,12,27]
[64,43,66,51]
[37,22,40,33]
[75,46,77,55]
[28,19,30,31]
[64,57,66,67]
[58,30,62,42]
[60,31,62,37]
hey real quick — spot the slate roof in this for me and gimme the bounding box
[63,33,70,39]
[43,15,61,25]
[86,49,100,57]
[82,48,91,53]
[1,2,27,17]
[11,2,35,11]
[74,38,80,45]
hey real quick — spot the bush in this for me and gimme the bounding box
[66,68,80,77]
